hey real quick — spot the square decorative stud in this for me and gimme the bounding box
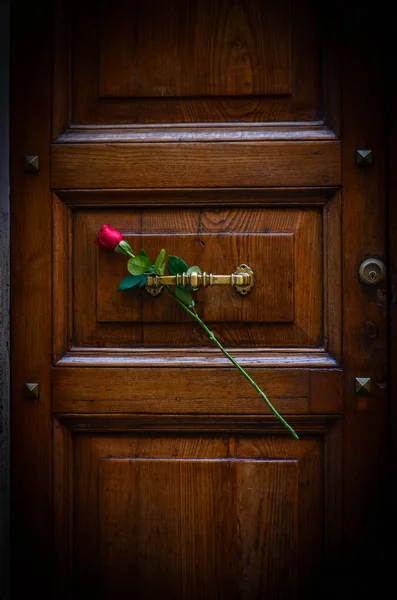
[25,382,39,399]
[355,377,371,395]
[23,155,40,172]
[356,149,373,167]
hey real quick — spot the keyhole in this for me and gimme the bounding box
[368,270,377,281]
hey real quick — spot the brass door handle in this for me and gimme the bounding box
[146,264,254,296]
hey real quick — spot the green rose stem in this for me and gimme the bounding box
[167,287,299,440]
[93,225,299,440]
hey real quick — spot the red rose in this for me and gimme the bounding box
[95,224,123,250]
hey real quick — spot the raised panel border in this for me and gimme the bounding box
[52,188,341,368]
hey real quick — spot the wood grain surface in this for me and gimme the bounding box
[11,0,389,597]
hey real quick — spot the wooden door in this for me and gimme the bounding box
[11,1,388,598]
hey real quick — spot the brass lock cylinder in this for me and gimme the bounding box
[358,258,386,285]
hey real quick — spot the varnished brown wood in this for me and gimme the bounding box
[66,0,322,125]
[323,191,342,361]
[99,459,237,598]
[11,0,389,597]
[51,367,312,414]
[55,187,338,207]
[55,413,341,434]
[62,205,331,350]
[235,436,322,594]
[52,430,339,598]
[99,0,292,98]
[321,4,341,137]
[51,141,341,189]
[52,194,73,362]
[98,231,295,323]
[52,414,342,595]
[310,371,343,414]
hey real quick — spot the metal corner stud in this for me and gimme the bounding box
[355,377,371,395]
[356,149,372,167]
[24,155,40,172]
[25,382,40,399]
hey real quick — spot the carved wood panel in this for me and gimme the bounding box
[52,200,339,352]
[53,190,341,365]
[54,0,325,127]
[54,419,342,599]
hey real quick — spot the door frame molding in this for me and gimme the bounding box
[340,6,389,574]
[388,8,397,571]
[0,0,10,597]
[10,0,53,596]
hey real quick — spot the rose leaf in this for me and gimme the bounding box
[167,255,189,275]
[128,255,152,275]
[118,274,145,291]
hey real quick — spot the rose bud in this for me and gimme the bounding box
[95,224,135,257]
[95,224,123,250]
